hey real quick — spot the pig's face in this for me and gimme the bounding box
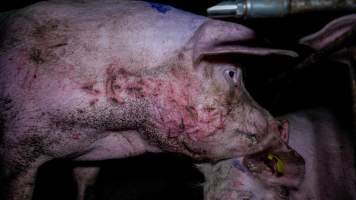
[145,60,273,160]
[141,20,297,160]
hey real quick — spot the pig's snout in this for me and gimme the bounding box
[268,120,289,144]
[242,121,305,189]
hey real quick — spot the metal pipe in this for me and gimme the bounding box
[207,0,356,19]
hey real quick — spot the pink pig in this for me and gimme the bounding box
[0,1,303,199]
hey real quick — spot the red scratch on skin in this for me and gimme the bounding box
[105,65,150,104]
[89,98,99,106]
[105,64,116,97]
[70,132,81,140]
[125,85,144,98]
[217,112,226,130]
[117,67,141,78]
[170,67,180,79]
[232,180,244,187]
[185,106,227,141]
[105,65,126,104]
[81,82,100,96]
[156,105,166,123]
[110,97,125,105]
[22,66,39,89]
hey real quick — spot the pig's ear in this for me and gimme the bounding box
[189,20,298,66]
[299,14,356,50]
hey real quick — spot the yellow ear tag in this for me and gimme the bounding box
[267,153,285,175]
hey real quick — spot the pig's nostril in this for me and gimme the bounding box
[277,120,289,143]
[278,124,283,131]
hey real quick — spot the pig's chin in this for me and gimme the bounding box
[242,140,305,189]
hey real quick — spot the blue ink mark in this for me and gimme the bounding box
[233,159,247,172]
[148,2,171,14]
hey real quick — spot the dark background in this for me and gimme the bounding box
[1,1,354,200]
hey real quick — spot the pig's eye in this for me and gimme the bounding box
[224,69,239,86]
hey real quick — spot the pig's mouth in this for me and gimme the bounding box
[242,141,305,189]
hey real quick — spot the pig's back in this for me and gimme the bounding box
[0,0,206,114]
[1,0,206,69]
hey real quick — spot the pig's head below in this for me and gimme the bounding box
[198,145,305,200]
[197,121,304,200]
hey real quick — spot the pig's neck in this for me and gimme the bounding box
[105,65,226,155]
[105,65,199,129]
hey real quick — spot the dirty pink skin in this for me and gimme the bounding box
[0,0,301,199]
[199,109,356,200]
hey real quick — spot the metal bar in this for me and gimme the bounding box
[207,0,356,19]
